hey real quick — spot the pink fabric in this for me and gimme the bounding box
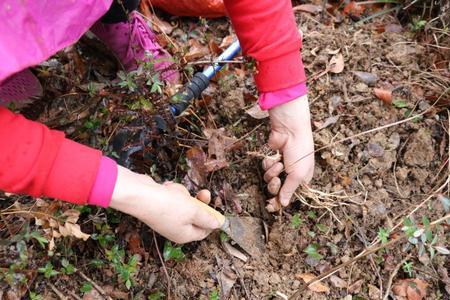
[258,82,308,110]
[0,0,113,83]
[88,156,118,207]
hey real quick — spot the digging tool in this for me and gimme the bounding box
[113,40,265,257]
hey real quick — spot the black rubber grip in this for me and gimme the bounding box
[170,72,210,116]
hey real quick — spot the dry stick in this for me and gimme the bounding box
[78,270,112,300]
[382,255,412,300]
[153,232,172,299]
[49,283,67,300]
[289,213,450,300]
[69,291,83,300]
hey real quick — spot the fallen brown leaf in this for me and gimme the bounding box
[184,39,210,62]
[329,53,344,73]
[393,278,428,300]
[329,275,347,288]
[348,279,364,294]
[245,103,269,119]
[220,35,234,49]
[185,147,208,187]
[296,273,330,294]
[373,88,393,104]
[293,4,323,14]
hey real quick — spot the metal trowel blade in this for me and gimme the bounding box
[222,216,265,258]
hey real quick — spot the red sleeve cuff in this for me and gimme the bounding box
[254,50,306,93]
[87,156,118,208]
[43,138,102,205]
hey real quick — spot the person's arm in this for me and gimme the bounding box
[224,0,314,208]
[0,107,222,242]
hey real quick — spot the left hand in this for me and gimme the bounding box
[263,95,315,211]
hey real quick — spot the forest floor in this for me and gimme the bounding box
[1,1,449,300]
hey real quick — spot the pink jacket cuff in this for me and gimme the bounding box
[258,82,308,110]
[87,156,118,208]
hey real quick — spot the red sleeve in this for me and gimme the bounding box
[224,0,306,92]
[0,107,102,204]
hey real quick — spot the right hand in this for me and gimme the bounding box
[109,166,223,243]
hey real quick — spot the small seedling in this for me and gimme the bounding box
[304,243,323,260]
[80,282,93,293]
[220,232,230,242]
[402,261,413,277]
[307,210,317,219]
[61,258,75,275]
[148,291,165,300]
[316,224,329,233]
[291,214,303,229]
[392,99,408,109]
[378,227,389,244]
[209,288,220,300]
[38,262,59,278]
[105,245,139,289]
[307,231,316,238]
[163,241,185,262]
[29,292,43,300]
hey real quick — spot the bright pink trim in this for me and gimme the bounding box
[88,156,118,208]
[258,82,307,110]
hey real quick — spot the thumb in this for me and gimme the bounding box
[268,130,287,151]
[279,173,301,206]
[192,201,223,230]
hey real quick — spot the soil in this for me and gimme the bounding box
[1,3,449,300]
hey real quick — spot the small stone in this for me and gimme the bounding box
[368,284,381,300]
[396,167,409,181]
[355,82,369,93]
[404,128,434,167]
[353,71,378,86]
[367,143,384,157]
[388,132,401,150]
[305,256,320,267]
[375,179,383,188]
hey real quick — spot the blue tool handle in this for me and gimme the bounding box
[169,40,241,116]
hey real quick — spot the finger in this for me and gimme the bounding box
[262,154,281,171]
[279,172,302,207]
[263,162,284,183]
[176,225,210,243]
[163,182,190,195]
[265,197,281,212]
[267,177,281,195]
[268,131,287,151]
[193,207,222,230]
[196,189,211,204]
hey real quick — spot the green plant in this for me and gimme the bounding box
[84,117,101,131]
[209,288,220,300]
[378,227,389,244]
[307,210,317,219]
[61,258,75,275]
[392,98,408,108]
[220,232,230,242]
[163,241,185,262]
[148,291,165,300]
[402,261,413,277]
[316,224,329,233]
[29,292,43,300]
[38,262,59,278]
[80,282,93,293]
[105,245,139,289]
[412,18,427,31]
[291,214,303,229]
[118,70,138,93]
[304,243,323,260]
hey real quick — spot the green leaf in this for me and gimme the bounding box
[148,291,165,300]
[220,232,230,242]
[291,214,302,229]
[209,288,220,300]
[125,279,132,290]
[80,282,93,293]
[392,99,408,108]
[304,244,323,260]
[307,231,316,238]
[307,211,317,219]
[29,292,43,300]
[316,224,329,233]
[30,231,48,248]
[163,241,185,262]
[378,227,389,244]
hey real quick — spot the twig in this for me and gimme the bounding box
[78,270,112,300]
[153,232,171,299]
[69,291,83,300]
[383,255,412,300]
[49,283,67,300]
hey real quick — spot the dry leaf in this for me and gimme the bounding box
[184,39,210,62]
[149,14,174,34]
[218,266,237,299]
[293,4,323,14]
[295,273,330,293]
[60,222,90,241]
[373,88,393,104]
[245,103,269,119]
[186,147,208,187]
[393,278,428,300]
[329,275,347,288]
[62,209,81,224]
[222,241,248,262]
[348,279,364,294]
[329,53,344,73]
[343,1,365,17]
[220,35,234,49]
[203,128,239,172]
[316,115,339,130]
